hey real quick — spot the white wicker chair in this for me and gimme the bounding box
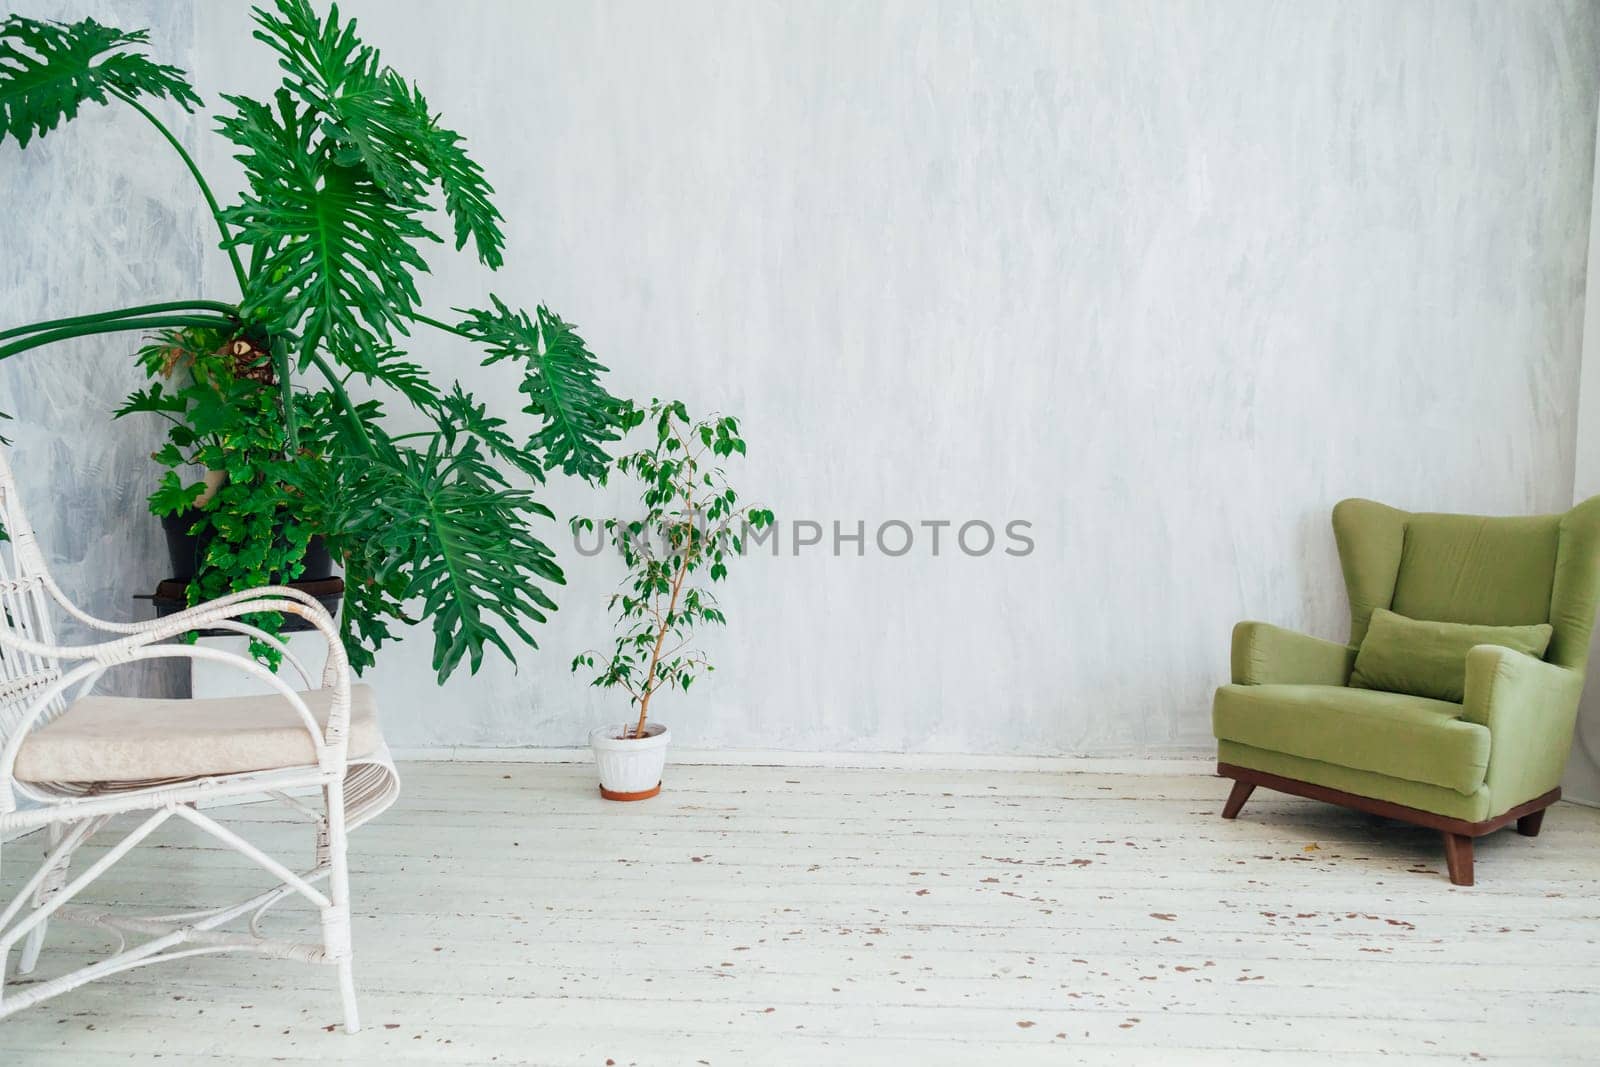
[0,449,399,1033]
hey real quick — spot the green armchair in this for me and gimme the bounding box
[1213,497,1600,885]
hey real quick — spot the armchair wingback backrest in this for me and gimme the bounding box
[1333,496,1600,672]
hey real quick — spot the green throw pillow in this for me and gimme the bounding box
[1349,608,1552,703]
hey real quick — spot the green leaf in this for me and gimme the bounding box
[0,15,200,149]
[114,382,186,419]
[218,89,436,363]
[385,74,504,268]
[249,0,403,184]
[148,471,206,516]
[151,441,185,467]
[251,0,505,267]
[304,436,565,682]
[434,384,545,483]
[360,346,444,414]
[455,297,622,481]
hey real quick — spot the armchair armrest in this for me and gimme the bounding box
[9,578,335,692]
[1230,621,1356,686]
[1462,645,1583,807]
[0,591,338,669]
[45,577,331,636]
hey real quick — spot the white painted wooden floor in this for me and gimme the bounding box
[2,761,1598,1065]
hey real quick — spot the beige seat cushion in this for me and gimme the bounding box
[15,684,381,784]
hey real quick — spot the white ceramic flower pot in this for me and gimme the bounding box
[590,723,671,800]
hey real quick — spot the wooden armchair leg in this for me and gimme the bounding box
[1441,832,1474,886]
[1516,809,1546,837]
[1221,780,1255,820]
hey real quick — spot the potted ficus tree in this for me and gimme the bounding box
[571,401,772,800]
[0,3,622,680]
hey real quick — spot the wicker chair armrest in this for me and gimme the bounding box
[46,578,331,636]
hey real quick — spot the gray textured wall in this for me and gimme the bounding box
[0,0,201,697]
[1569,88,1600,805]
[8,2,1598,754]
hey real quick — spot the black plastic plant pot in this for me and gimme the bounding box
[153,511,340,633]
[160,511,334,582]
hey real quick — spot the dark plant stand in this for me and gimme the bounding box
[137,576,344,635]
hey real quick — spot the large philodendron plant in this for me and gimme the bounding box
[0,3,622,680]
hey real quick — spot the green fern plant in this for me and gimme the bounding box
[0,2,623,682]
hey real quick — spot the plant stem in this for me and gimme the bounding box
[303,346,375,456]
[0,316,239,361]
[635,503,697,739]
[0,301,239,342]
[272,336,299,452]
[411,312,472,340]
[111,89,249,296]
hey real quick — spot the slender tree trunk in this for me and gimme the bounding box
[633,519,695,738]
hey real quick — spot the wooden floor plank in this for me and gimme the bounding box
[3,761,1598,1063]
